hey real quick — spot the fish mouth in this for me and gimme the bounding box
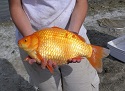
[18,41,22,48]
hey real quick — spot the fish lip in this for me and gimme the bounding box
[18,41,22,48]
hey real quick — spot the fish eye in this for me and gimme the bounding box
[24,39,27,42]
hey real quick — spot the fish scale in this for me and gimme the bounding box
[34,28,92,65]
[38,36,71,64]
[18,27,110,73]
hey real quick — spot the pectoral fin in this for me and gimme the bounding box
[46,64,54,74]
[37,52,54,73]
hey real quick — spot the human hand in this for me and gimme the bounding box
[41,59,57,69]
[25,56,36,64]
[25,56,57,68]
[68,56,82,63]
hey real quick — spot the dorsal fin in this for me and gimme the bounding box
[52,26,63,29]
[52,26,86,42]
[72,32,86,42]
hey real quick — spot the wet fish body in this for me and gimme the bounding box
[18,27,110,73]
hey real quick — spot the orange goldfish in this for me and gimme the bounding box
[18,27,110,73]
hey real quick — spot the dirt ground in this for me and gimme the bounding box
[0,0,125,91]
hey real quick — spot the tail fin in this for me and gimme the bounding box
[87,45,110,73]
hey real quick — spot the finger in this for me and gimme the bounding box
[25,56,32,61]
[67,59,72,63]
[41,58,47,69]
[68,58,81,63]
[52,62,57,68]
[72,59,77,63]
[47,60,53,67]
[28,59,36,64]
[25,56,36,64]
[47,60,57,68]
[76,59,81,63]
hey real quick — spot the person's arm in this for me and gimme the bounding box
[68,0,88,34]
[9,0,34,36]
[9,0,57,69]
[68,0,88,62]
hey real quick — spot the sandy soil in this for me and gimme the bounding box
[0,0,125,91]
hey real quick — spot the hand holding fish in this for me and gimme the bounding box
[25,55,82,68]
[18,27,110,73]
[68,57,82,63]
[25,56,57,69]
[25,56,36,64]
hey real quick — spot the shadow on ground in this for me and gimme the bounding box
[87,29,116,47]
[0,58,35,91]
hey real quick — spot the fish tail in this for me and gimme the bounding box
[87,45,110,73]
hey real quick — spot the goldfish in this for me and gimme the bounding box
[18,27,110,73]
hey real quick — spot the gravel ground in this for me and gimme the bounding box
[0,0,125,91]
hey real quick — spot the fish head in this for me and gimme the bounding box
[18,34,38,51]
